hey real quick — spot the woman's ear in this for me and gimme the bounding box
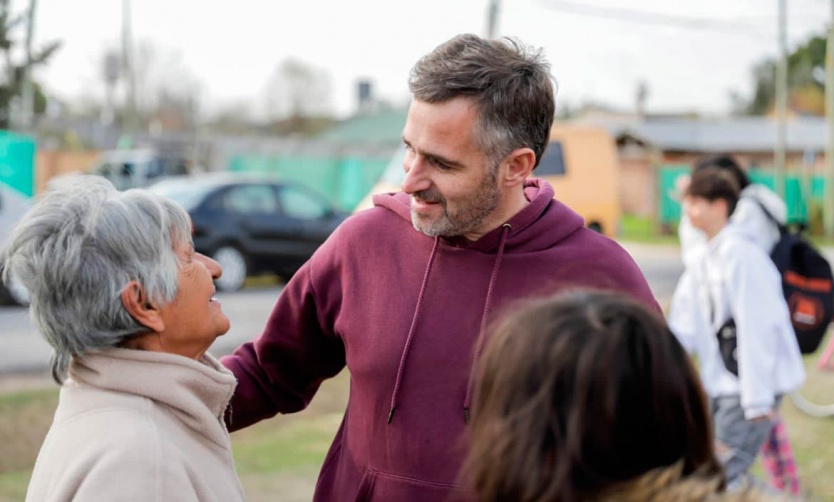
[121,280,164,333]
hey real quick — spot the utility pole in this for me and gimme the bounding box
[774,0,788,200]
[486,0,500,39]
[19,0,37,132]
[825,0,834,237]
[122,0,138,138]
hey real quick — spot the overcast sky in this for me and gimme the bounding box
[23,0,834,119]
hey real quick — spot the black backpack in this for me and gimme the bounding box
[756,201,834,354]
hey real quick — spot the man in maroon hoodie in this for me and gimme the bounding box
[221,33,658,501]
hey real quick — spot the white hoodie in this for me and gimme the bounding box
[678,183,787,267]
[670,224,805,419]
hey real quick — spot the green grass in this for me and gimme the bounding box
[771,343,834,501]
[0,372,349,501]
[232,413,342,473]
[618,213,834,248]
[0,471,33,502]
[0,388,58,474]
[4,357,834,500]
[0,387,57,408]
[0,386,58,499]
[619,214,680,245]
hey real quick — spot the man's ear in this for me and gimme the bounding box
[121,280,164,333]
[500,148,536,188]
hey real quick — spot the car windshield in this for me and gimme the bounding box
[149,180,216,211]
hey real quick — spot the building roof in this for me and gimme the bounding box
[320,107,830,154]
[606,116,829,153]
[317,106,408,145]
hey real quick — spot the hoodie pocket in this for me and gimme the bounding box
[353,468,472,502]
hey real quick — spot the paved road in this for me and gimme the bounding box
[0,242,687,375]
[0,286,286,375]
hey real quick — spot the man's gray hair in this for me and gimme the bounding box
[409,33,557,169]
[2,175,192,383]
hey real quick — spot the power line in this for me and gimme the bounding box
[538,0,775,37]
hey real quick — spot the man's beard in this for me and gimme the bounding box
[411,171,500,238]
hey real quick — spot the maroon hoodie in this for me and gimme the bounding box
[221,178,658,501]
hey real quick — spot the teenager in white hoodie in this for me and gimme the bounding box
[671,154,805,495]
[669,166,805,490]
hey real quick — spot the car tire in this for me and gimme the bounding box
[212,246,248,292]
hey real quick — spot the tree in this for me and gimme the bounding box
[0,0,60,129]
[130,41,203,133]
[735,35,826,116]
[261,58,333,135]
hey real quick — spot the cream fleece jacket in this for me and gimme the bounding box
[25,348,245,502]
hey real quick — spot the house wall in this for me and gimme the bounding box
[36,150,99,193]
[611,148,820,221]
[660,151,821,173]
[619,155,655,217]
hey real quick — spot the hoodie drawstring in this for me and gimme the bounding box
[388,237,441,424]
[463,223,511,424]
[387,224,511,425]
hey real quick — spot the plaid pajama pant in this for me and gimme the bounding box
[760,413,801,496]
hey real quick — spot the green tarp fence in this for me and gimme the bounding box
[659,164,823,227]
[0,131,35,197]
[228,153,389,212]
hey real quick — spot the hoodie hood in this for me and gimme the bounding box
[70,348,237,447]
[741,184,786,225]
[373,178,585,424]
[372,177,584,253]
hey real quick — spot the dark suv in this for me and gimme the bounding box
[149,173,347,291]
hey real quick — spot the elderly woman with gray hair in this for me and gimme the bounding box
[4,176,245,501]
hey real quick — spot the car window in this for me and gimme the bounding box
[223,185,279,215]
[120,162,135,177]
[105,162,134,191]
[150,182,215,211]
[536,141,567,176]
[146,159,165,179]
[149,159,189,179]
[277,185,329,219]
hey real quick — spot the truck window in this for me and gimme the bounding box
[536,141,566,176]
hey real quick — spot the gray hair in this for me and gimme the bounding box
[2,175,193,383]
[409,33,557,168]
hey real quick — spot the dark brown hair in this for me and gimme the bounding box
[686,166,741,216]
[693,154,750,190]
[463,289,721,502]
[409,33,556,169]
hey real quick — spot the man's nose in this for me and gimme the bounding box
[401,153,430,195]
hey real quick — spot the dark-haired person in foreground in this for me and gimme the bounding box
[465,288,781,501]
[221,33,657,501]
